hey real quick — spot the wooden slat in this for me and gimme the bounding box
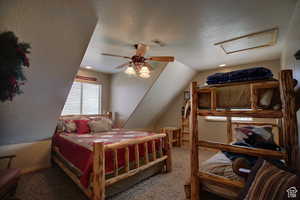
[276,118,284,146]
[252,81,279,89]
[158,139,163,157]
[93,142,105,200]
[105,156,167,186]
[279,70,299,169]
[190,82,200,200]
[226,117,232,144]
[125,147,129,172]
[198,140,286,159]
[250,84,258,110]
[144,142,149,164]
[197,109,282,118]
[134,144,140,168]
[198,79,278,88]
[198,171,244,189]
[211,88,217,110]
[232,121,278,127]
[198,88,212,93]
[152,140,157,161]
[113,149,118,176]
[105,134,166,150]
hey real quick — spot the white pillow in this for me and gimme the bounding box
[259,89,274,107]
[64,120,77,133]
[89,119,112,133]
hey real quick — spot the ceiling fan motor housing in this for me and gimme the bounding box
[132,55,146,63]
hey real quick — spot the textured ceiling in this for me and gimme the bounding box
[81,0,297,73]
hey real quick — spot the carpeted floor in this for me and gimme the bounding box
[15,148,223,200]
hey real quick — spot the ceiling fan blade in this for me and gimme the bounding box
[115,62,130,69]
[144,62,154,71]
[135,43,149,56]
[101,53,131,59]
[147,56,175,62]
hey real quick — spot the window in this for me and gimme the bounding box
[205,109,253,122]
[62,82,101,115]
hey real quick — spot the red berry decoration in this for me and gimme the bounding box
[0,31,31,102]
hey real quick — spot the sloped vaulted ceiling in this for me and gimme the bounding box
[84,0,296,73]
[0,0,98,145]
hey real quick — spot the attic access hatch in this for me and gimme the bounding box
[215,27,278,54]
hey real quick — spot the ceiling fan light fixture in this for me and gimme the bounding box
[139,72,151,79]
[139,66,150,74]
[125,66,136,75]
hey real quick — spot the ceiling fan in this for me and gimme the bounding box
[101,43,175,78]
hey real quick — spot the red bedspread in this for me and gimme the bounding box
[52,130,163,188]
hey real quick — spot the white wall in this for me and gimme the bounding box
[0,0,97,145]
[110,62,167,128]
[155,59,281,143]
[77,69,111,113]
[125,61,197,129]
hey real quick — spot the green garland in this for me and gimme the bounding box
[0,31,31,102]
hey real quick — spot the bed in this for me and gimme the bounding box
[188,70,298,200]
[200,152,243,199]
[51,113,172,200]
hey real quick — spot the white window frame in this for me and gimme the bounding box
[61,81,102,115]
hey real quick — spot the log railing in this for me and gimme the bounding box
[92,133,172,200]
[198,140,287,160]
[198,171,244,189]
[197,109,282,118]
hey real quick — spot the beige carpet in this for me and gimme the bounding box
[15,148,223,200]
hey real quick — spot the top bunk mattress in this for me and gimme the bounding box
[198,82,281,109]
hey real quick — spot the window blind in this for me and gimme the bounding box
[61,82,101,115]
[61,82,81,115]
[82,83,100,114]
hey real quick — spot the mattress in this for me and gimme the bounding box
[200,152,244,199]
[198,84,281,109]
[52,130,164,188]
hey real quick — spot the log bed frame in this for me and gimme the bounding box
[189,70,299,200]
[52,112,172,200]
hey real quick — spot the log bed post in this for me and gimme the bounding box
[190,82,200,200]
[279,70,299,169]
[93,142,105,200]
[163,131,172,172]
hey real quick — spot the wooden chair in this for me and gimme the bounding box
[0,155,21,200]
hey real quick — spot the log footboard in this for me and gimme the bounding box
[53,133,172,200]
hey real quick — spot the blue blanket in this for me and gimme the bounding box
[207,67,273,85]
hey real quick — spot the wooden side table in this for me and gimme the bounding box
[162,127,182,147]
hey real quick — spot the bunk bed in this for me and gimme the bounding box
[51,113,172,200]
[188,70,298,200]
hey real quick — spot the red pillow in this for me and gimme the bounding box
[74,120,90,134]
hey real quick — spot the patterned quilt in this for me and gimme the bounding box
[52,130,164,188]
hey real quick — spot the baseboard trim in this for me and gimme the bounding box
[21,164,51,174]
